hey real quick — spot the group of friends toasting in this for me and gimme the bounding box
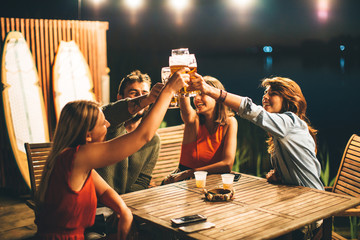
[34,49,323,240]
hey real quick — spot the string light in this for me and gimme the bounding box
[169,0,190,12]
[125,0,144,11]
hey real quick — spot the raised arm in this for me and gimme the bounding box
[179,96,197,124]
[127,82,164,115]
[79,68,189,170]
[190,73,243,113]
[102,82,164,130]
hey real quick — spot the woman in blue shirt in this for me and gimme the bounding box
[190,74,324,190]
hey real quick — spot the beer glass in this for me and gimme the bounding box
[169,49,199,97]
[171,48,189,55]
[161,67,179,108]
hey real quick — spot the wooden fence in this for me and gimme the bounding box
[0,17,109,191]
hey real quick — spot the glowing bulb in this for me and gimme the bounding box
[317,0,329,21]
[169,0,190,11]
[229,0,254,8]
[91,0,104,5]
[340,45,345,51]
[125,0,143,10]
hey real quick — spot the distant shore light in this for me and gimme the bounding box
[340,45,345,51]
[263,46,273,53]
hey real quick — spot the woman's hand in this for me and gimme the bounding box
[166,67,190,93]
[116,206,133,240]
[266,169,281,183]
[162,170,194,185]
[188,73,210,94]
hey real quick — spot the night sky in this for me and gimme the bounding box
[2,0,360,88]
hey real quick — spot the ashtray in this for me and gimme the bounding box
[203,188,234,201]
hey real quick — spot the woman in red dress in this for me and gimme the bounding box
[35,68,189,240]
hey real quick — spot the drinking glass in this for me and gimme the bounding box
[221,174,235,190]
[161,67,179,108]
[172,48,189,55]
[194,171,207,188]
[169,48,199,97]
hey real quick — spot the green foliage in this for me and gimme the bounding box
[317,145,336,187]
[349,216,359,239]
[160,121,167,128]
[256,154,262,177]
[232,117,269,177]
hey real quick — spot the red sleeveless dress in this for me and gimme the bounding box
[35,146,97,240]
[180,124,224,169]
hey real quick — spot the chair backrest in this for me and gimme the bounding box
[332,134,360,197]
[152,124,184,186]
[25,142,53,198]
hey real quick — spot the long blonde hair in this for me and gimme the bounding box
[35,100,100,206]
[261,77,318,154]
[199,76,234,125]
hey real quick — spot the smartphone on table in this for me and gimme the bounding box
[171,214,207,227]
[234,173,241,182]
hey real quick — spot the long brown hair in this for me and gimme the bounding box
[199,76,234,125]
[35,100,100,206]
[261,77,318,154]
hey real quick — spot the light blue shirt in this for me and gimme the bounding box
[238,97,324,190]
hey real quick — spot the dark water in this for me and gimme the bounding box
[159,52,360,179]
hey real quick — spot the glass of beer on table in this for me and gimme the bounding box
[161,67,179,108]
[169,48,199,97]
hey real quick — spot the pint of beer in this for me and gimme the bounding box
[169,52,199,97]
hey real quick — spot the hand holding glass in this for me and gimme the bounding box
[161,67,179,108]
[169,49,200,97]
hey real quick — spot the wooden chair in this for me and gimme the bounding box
[325,134,360,239]
[25,142,53,209]
[151,124,184,186]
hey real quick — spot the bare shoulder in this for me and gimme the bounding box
[227,116,238,126]
[223,116,238,137]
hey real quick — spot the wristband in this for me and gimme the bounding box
[217,89,227,103]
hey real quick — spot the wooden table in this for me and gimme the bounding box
[121,174,360,240]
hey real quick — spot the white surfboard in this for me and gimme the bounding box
[52,41,96,119]
[1,31,49,188]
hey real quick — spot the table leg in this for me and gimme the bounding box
[322,217,332,240]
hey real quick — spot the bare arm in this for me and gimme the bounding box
[191,73,243,113]
[77,69,189,170]
[92,170,133,240]
[179,96,199,144]
[127,82,164,115]
[179,97,197,124]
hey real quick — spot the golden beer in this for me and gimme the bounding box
[223,183,233,190]
[170,65,199,97]
[196,179,206,188]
